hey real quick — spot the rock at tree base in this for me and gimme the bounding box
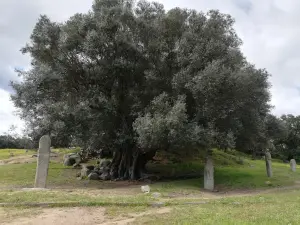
[85,165,95,170]
[88,172,100,180]
[204,154,214,191]
[34,135,51,188]
[141,185,150,193]
[290,159,296,172]
[265,151,273,177]
[99,172,110,180]
[99,159,111,168]
[63,153,81,166]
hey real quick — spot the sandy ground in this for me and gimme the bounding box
[0,153,60,165]
[1,207,171,225]
[0,155,37,165]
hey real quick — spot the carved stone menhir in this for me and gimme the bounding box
[34,135,51,188]
[204,154,214,191]
[290,159,296,172]
[265,151,272,178]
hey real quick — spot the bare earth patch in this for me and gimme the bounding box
[1,207,172,225]
[102,207,172,225]
[1,207,106,225]
[0,156,36,165]
[0,153,62,166]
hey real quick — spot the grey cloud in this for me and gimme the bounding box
[233,0,252,14]
[0,0,93,91]
[0,0,93,133]
[0,0,39,92]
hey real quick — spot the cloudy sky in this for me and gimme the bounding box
[0,0,299,134]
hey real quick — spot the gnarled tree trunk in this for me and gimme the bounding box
[109,146,156,180]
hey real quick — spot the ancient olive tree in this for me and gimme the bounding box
[11,0,271,180]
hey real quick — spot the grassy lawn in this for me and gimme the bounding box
[0,148,82,188]
[1,147,300,224]
[0,148,79,161]
[2,188,300,224]
[51,147,80,154]
[1,148,300,192]
[150,150,300,193]
[0,190,151,205]
[134,189,300,225]
[0,162,81,188]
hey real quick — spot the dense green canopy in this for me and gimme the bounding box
[11,0,271,180]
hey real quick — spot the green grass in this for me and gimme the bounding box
[134,189,300,225]
[215,160,300,190]
[1,148,300,192]
[2,188,300,225]
[0,190,151,205]
[0,148,79,160]
[2,187,299,225]
[0,148,83,188]
[0,149,36,160]
[0,162,83,188]
[150,150,300,193]
[1,148,300,224]
[52,147,80,154]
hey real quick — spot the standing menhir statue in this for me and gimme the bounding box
[265,151,272,177]
[265,140,274,178]
[204,149,214,191]
[34,135,51,188]
[290,159,296,172]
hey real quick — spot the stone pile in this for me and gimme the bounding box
[63,153,81,167]
[77,159,112,181]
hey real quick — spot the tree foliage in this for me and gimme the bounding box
[11,0,271,180]
[0,135,34,149]
[271,115,300,160]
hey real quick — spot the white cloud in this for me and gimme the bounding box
[1,0,300,134]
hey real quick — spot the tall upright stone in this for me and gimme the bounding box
[265,151,273,177]
[34,135,51,188]
[204,154,214,191]
[290,159,296,172]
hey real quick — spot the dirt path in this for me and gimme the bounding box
[1,207,171,225]
[1,207,106,225]
[2,185,300,225]
[0,155,36,165]
[0,153,61,165]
